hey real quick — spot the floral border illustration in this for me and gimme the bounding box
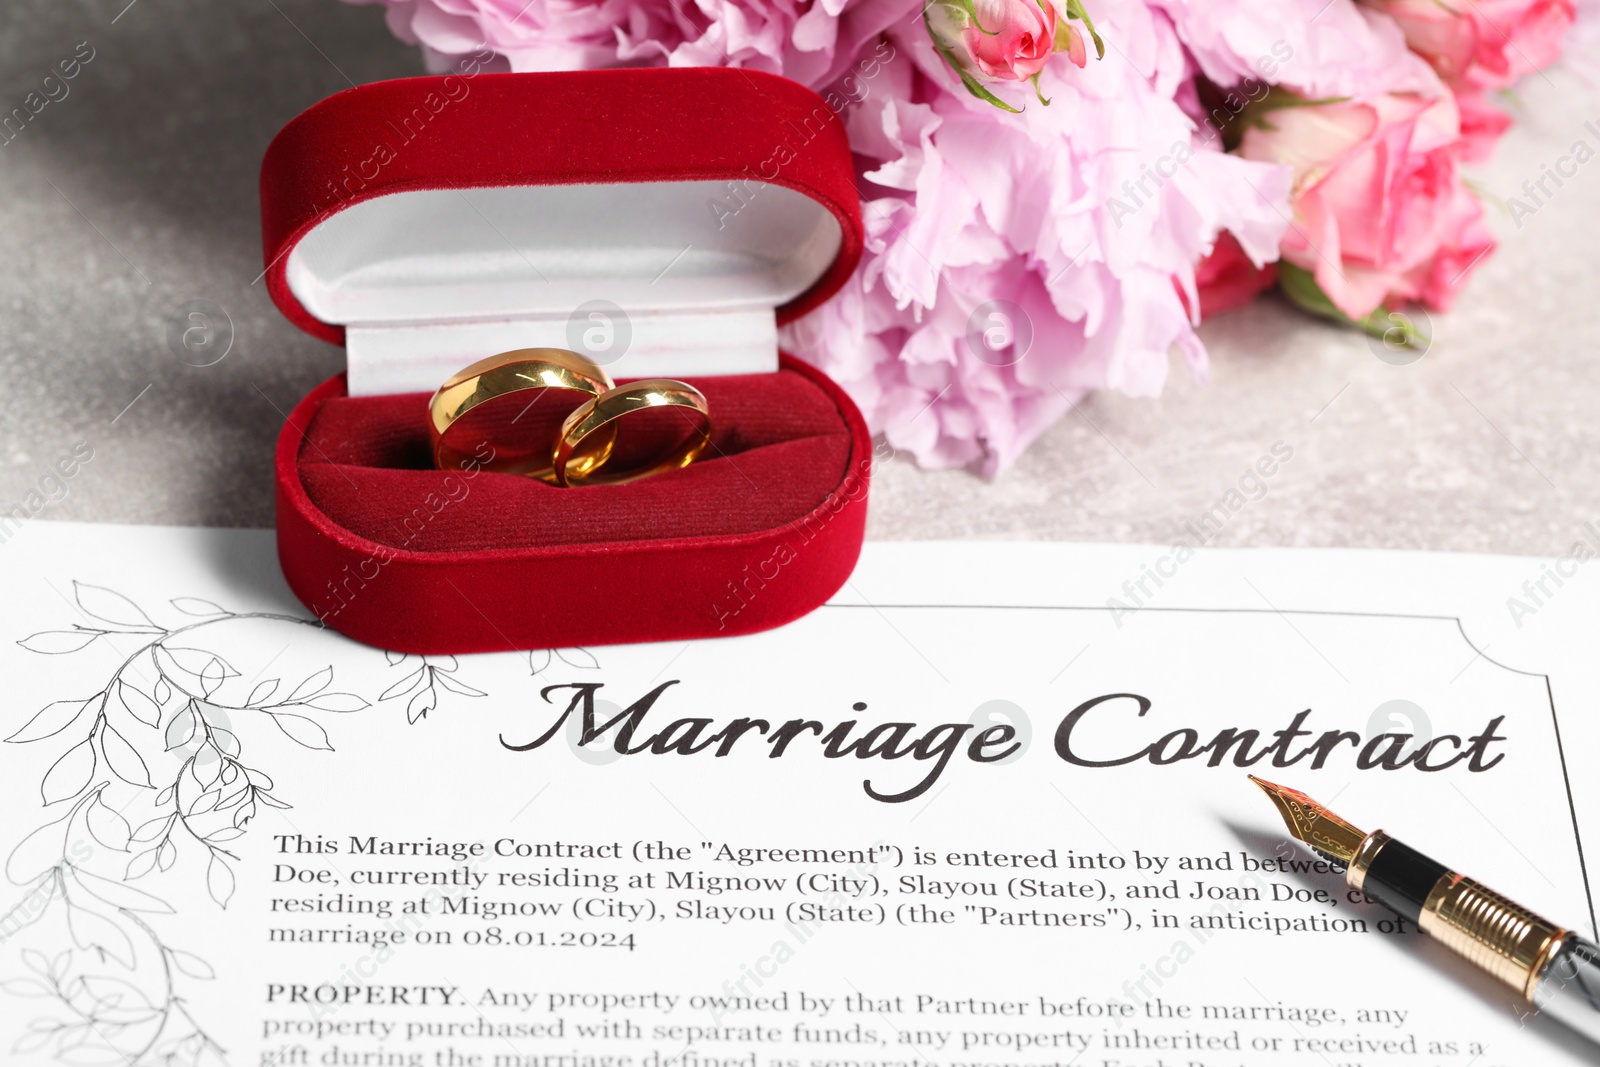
[0,583,595,1067]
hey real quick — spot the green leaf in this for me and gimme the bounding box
[951,63,1022,112]
[957,0,997,34]
[924,7,1024,113]
[1277,263,1430,349]
[1237,92,1352,143]
[1277,262,1342,320]
[1064,0,1105,59]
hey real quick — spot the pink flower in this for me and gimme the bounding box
[1155,0,1444,102]
[1188,231,1279,319]
[1454,88,1513,162]
[922,0,1100,111]
[344,0,910,88]
[1238,91,1494,319]
[960,0,1060,81]
[783,5,1291,472]
[1365,0,1575,90]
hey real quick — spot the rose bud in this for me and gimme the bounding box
[925,0,1103,111]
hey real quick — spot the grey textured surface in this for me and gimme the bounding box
[0,0,1596,555]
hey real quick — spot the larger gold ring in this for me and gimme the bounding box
[553,379,713,487]
[428,348,614,479]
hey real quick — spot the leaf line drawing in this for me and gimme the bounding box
[529,647,600,675]
[3,788,223,1066]
[381,649,487,724]
[10,584,377,901]
[1,582,499,1066]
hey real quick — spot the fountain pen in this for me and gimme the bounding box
[1250,776,1600,1044]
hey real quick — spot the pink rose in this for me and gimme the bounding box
[1239,92,1494,319]
[1186,232,1279,320]
[1364,0,1575,90]
[960,0,1061,81]
[1454,88,1514,163]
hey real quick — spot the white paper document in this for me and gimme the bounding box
[2,522,1599,1067]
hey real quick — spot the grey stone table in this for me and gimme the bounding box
[1,0,1596,556]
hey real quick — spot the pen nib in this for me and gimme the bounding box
[1248,776,1368,866]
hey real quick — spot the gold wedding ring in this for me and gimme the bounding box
[553,380,713,487]
[428,348,614,479]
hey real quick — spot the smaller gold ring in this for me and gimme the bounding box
[553,380,712,487]
[428,348,615,479]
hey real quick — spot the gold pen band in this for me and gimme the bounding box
[1420,873,1567,1001]
[1348,830,1569,1002]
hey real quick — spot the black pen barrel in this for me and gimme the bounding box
[1353,833,1450,922]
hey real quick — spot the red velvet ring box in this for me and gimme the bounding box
[260,68,869,654]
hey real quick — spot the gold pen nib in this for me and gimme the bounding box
[1248,775,1368,865]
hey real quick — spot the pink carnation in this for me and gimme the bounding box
[1238,91,1494,319]
[344,0,908,88]
[1154,0,1444,101]
[782,4,1290,471]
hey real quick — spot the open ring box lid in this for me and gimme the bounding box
[261,68,870,654]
